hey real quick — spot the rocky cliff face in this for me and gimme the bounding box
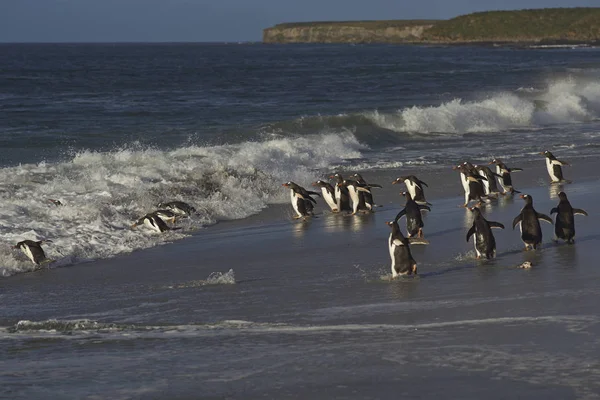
[263,24,434,44]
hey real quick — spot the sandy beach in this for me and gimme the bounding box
[2,153,599,399]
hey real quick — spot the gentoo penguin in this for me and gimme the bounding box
[550,191,588,244]
[489,159,522,195]
[157,201,196,217]
[512,194,553,250]
[466,207,505,259]
[386,220,418,278]
[392,175,431,206]
[14,240,51,266]
[282,182,318,220]
[312,180,338,212]
[132,213,178,232]
[454,164,488,207]
[152,209,180,224]
[329,173,352,212]
[473,164,501,197]
[352,173,382,210]
[541,151,570,183]
[394,191,430,238]
[340,179,371,215]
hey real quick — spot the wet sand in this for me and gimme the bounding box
[1,154,599,399]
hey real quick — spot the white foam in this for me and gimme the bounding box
[0,134,365,276]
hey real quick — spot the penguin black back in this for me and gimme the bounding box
[466,207,505,259]
[550,191,588,243]
[512,194,552,250]
[394,191,430,238]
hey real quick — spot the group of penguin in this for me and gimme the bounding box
[13,200,197,268]
[283,151,589,279]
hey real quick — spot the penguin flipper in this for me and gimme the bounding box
[512,214,523,230]
[419,180,429,187]
[356,187,372,193]
[511,189,522,194]
[537,213,553,224]
[419,205,431,212]
[557,159,570,166]
[466,225,476,242]
[573,208,588,216]
[394,209,406,222]
[550,207,558,215]
[368,183,383,188]
[488,221,505,229]
[408,237,429,245]
[510,168,524,172]
[306,190,321,197]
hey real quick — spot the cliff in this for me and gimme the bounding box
[263,8,600,44]
[263,21,437,44]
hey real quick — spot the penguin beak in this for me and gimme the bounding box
[539,152,545,155]
[329,175,335,179]
[311,182,319,187]
[130,223,138,230]
[282,183,289,187]
[385,221,393,226]
[391,179,399,184]
[519,194,525,199]
[451,165,458,170]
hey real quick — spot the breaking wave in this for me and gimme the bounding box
[0,133,365,276]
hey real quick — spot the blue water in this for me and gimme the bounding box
[2,43,600,398]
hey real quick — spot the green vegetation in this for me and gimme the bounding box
[270,20,439,29]
[422,8,600,42]
[264,8,600,44]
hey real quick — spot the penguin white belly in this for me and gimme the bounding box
[321,188,338,211]
[143,217,162,232]
[546,159,562,182]
[334,186,342,209]
[405,180,417,199]
[388,235,397,277]
[478,171,490,194]
[460,173,469,193]
[20,244,36,264]
[473,233,481,258]
[289,190,302,217]
[348,187,360,214]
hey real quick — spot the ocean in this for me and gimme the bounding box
[1,43,600,399]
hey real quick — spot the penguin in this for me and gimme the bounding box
[132,213,179,232]
[386,220,418,278]
[512,194,553,250]
[312,180,338,212]
[282,182,318,220]
[454,164,488,207]
[466,207,505,259]
[14,240,51,266]
[550,191,588,244]
[329,173,352,212]
[489,159,522,195]
[156,201,196,217]
[394,191,431,238]
[340,179,371,215]
[541,151,570,183]
[392,175,430,206]
[473,164,501,197]
[352,173,382,210]
[152,209,180,224]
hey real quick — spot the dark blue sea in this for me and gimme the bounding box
[1,43,600,399]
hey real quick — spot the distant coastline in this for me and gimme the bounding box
[263,8,600,46]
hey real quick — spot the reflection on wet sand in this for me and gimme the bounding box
[549,183,565,200]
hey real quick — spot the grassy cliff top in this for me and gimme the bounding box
[423,7,600,41]
[268,20,439,30]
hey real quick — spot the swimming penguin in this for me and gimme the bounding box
[14,240,51,266]
[512,194,553,250]
[312,180,338,212]
[392,175,431,206]
[541,151,571,183]
[151,209,180,224]
[132,213,179,232]
[352,173,382,210]
[550,191,588,244]
[340,179,371,215]
[330,173,352,212]
[473,164,501,197]
[394,191,431,238]
[489,159,522,195]
[386,220,418,278]
[454,164,488,207]
[156,201,196,217]
[282,182,318,220]
[466,207,505,259]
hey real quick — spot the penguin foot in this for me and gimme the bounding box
[417,229,423,238]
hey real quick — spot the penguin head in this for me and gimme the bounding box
[519,194,533,204]
[282,181,300,190]
[558,191,568,201]
[352,173,364,181]
[312,180,325,188]
[391,177,405,185]
[400,191,413,200]
[489,158,501,165]
[468,206,482,215]
[540,150,554,158]
[329,173,343,183]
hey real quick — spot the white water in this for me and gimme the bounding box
[0,133,365,276]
